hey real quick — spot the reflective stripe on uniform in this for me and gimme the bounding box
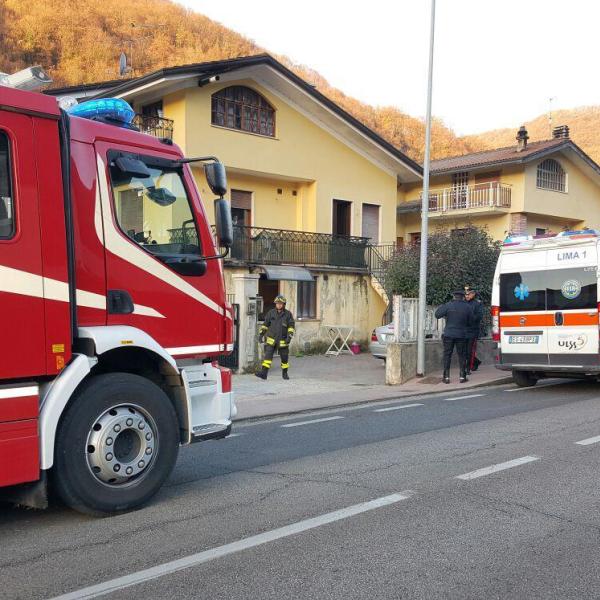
[262,359,272,368]
[266,337,275,346]
[281,362,289,369]
[279,341,287,347]
[287,327,295,333]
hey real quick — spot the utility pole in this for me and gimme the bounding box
[416,0,436,377]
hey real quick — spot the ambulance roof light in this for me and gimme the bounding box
[556,228,600,238]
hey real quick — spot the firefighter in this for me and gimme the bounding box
[435,290,473,384]
[255,295,295,380]
[464,285,483,375]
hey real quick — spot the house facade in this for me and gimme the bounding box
[397,126,600,243]
[49,55,422,368]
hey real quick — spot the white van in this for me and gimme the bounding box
[492,230,600,387]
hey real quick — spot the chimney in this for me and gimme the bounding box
[516,126,529,152]
[553,125,570,139]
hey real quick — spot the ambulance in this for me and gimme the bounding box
[492,229,600,387]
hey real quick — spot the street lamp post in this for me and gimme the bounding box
[417,0,436,377]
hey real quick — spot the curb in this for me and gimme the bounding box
[233,375,515,424]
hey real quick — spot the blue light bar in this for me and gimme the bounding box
[68,98,135,125]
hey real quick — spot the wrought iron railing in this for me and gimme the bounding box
[420,182,511,213]
[132,114,174,140]
[209,225,371,269]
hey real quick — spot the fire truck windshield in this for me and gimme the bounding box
[109,155,202,264]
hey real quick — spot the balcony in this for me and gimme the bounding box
[420,182,511,215]
[211,225,371,270]
[132,114,174,140]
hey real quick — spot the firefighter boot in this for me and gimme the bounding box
[255,366,269,380]
[459,369,468,384]
[442,370,450,384]
[282,369,289,380]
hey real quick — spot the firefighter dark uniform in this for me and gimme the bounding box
[256,295,295,380]
[435,290,473,384]
[465,286,483,374]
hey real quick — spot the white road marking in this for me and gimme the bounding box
[281,416,344,428]
[504,382,567,393]
[575,435,600,446]
[456,456,540,480]
[442,394,484,402]
[373,403,424,412]
[225,433,243,439]
[50,491,413,600]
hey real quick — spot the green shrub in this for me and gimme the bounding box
[385,225,501,306]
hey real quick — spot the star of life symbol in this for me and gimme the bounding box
[514,283,529,301]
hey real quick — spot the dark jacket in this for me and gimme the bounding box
[260,308,295,343]
[435,299,473,339]
[466,299,483,338]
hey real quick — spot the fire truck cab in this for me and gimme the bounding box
[0,86,235,514]
[492,229,600,387]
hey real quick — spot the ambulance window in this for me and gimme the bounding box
[546,267,597,311]
[0,132,14,239]
[499,271,546,312]
[109,154,202,268]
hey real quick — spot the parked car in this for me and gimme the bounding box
[369,323,395,359]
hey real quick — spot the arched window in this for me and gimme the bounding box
[211,86,275,137]
[536,159,566,192]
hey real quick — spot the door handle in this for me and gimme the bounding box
[555,312,564,326]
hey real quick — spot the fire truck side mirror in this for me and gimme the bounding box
[214,197,233,249]
[204,162,227,198]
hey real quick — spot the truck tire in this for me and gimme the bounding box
[53,373,179,516]
[512,370,538,388]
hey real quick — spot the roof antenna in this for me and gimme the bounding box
[118,52,131,78]
[548,96,556,138]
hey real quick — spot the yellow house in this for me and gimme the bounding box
[398,126,600,243]
[49,55,422,366]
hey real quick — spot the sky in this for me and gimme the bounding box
[179,0,600,136]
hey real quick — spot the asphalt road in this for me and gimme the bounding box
[4,379,600,599]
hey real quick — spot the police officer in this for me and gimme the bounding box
[464,285,483,375]
[435,290,473,384]
[256,295,295,380]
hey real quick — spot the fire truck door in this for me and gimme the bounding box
[0,111,46,379]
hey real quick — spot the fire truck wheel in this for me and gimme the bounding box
[512,370,538,388]
[53,373,179,516]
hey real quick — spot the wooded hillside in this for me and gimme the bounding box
[2,0,598,164]
[461,106,600,163]
[0,0,470,162]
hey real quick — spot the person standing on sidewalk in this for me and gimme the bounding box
[255,295,295,380]
[464,285,483,375]
[435,290,473,384]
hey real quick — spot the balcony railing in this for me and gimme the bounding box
[132,114,174,140]
[420,182,511,213]
[210,225,371,269]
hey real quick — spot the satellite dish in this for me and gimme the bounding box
[119,52,128,77]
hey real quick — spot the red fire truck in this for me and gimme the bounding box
[0,84,235,515]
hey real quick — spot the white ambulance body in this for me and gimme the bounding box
[492,230,600,387]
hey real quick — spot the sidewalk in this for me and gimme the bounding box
[233,353,512,421]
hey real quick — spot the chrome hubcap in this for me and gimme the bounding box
[86,405,157,485]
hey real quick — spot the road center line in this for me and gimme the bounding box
[50,491,414,600]
[373,403,424,412]
[281,416,344,428]
[456,456,540,480]
[575,435,600,446]
[442,394,484,402]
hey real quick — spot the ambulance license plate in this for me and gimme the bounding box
[508,335,539,344]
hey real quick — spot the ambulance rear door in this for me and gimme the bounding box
[499,249,550,366]
[545,244,599,369]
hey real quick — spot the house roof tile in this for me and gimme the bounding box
[430,139,567,173]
